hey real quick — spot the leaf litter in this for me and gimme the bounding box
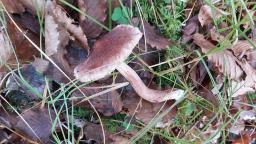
[0,0,256,143]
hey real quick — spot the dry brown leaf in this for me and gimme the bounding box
[0,29,12,67]
[0,130,8,143]
[184,116,222,143]
[45,5,70,57]
[193,33,243,80]
[0,0,25,13]
[181,16,199,44]
[79,0,107,38]
[109,135,131,144]
[142,21,171,50]
[45,15,60,56]
[83,123,111,143]
[13,11,40,35]
[17,0,45,15]
[232,134,255,144]
[32,58,49,73]
[15,107,55,143]
[229,110,256,135]
[7,18,39,62]
[198,5,222,26]
[123,92,176,126]
[65,41,88,67]
[72,85,123,116]
[1,0,44,15]
[227,61,256,97]
[232,40,256,68]
[228,81,254,98]
[210,27,224,42]
[47,0,88,49]
[43,42,88,83]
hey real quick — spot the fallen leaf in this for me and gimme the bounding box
[109,135,131,144]
[78,0,107,38]
[65,41,88,68]
[5,64,47,100]
[232,40,256,68]
[184,116,222,143]
[0,108,17,128]
[17,0,45,15]
[232,95,251,111]
[193,33,243,80]
[229,110,256,135]
[0,0,25,13]
[0,29,12,67]
[232,134,253,144]
[15,107,55,143]
[72,85,123,116]
[210,27,225,42]
[241,61,256,88]
[7,18,39,62]
[142,21,171,50]
[229,119,245,135]
[182,16,199,44]
[47,0,88,49]
[45,14,60,56]
[239,110,256,121]
[122,92,176,127]
[12,11,40,35]
[43,41,88,83]
[198,5,222,26]
[0,130,8,143]
[32,58,49,74]
[83,123,110,143]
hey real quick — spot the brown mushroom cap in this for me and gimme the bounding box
[74,25,142,82]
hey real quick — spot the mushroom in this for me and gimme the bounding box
[74,25,185,103]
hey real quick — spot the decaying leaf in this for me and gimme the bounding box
[193,33,243,80]
[182,16,199,44]
[232,40,256,68]
[142,21,171,50]
[45,15,60,56]
[123,92,176,127]
[198,5,222,26]
[78,0,107,38]
[228,80,254,98]
[72,85,123,116]
[0,0,25,14]
[12,11,40,35]
[210,27,225,42]
[83,123,109,143]
[65,41,88,67]
[184,116,222,143]
[229,110,256,135]
[5,64,47,101]
[32,58,49,74]
[45,0,72,54]
[109,135,131,144]
[0,29,12,67]
[15,107,55,143]
[31,57,70,83]
[232,134,256,144]
[1,0,44,15]
[7,18,39,62]
[46,0,88,49]
[0,130,8,143]
[18,0,45,15]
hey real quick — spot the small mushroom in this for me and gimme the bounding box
[74,25,185,103]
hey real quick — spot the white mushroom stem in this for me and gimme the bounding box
[116,62,185,103]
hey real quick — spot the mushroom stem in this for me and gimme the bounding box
[116,62,185,103]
